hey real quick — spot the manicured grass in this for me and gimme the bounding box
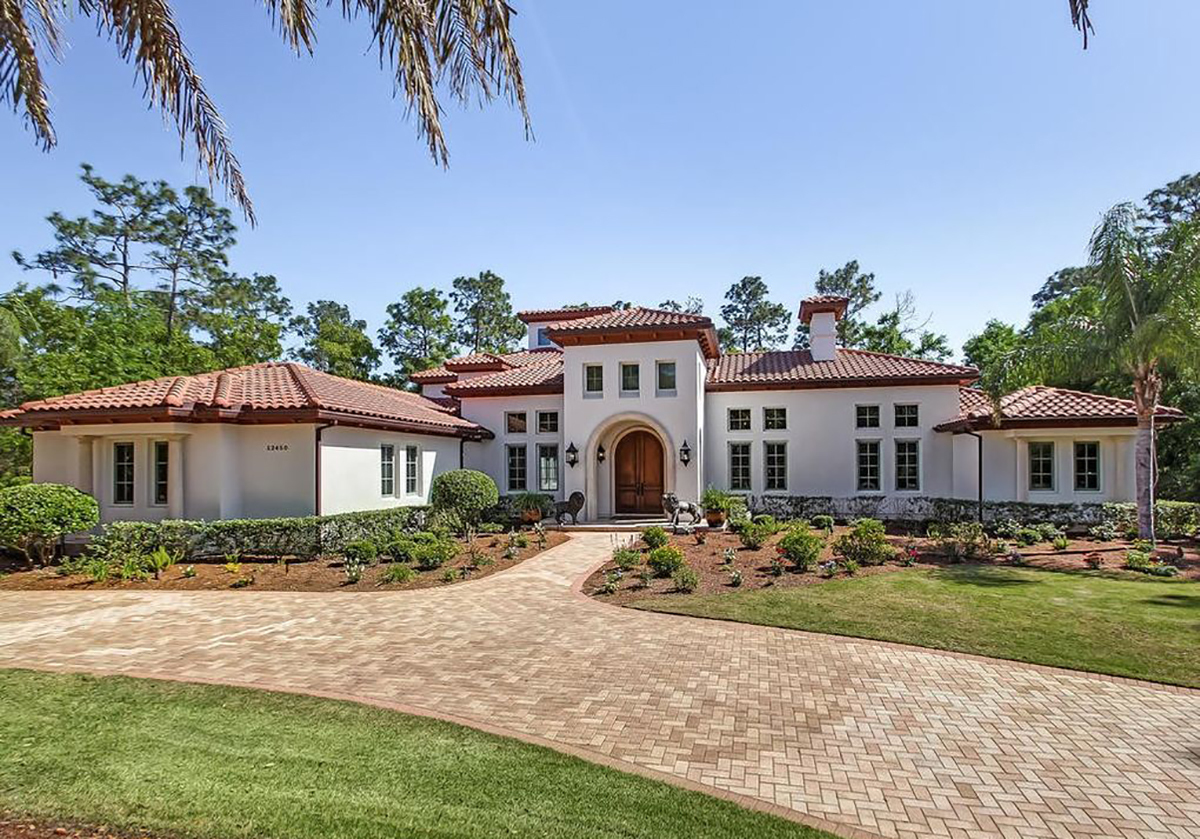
[0,670,835,839]
[634,565,1200,688]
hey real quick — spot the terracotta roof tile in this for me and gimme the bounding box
[442,360,564,396]
[706,349,978,390]
[517,306,614,323]
[545,306,712,332]
[798,295,850,323]
[936,386,1185,431]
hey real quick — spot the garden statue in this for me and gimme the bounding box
[554,491,585,525]
[662,493,702,527]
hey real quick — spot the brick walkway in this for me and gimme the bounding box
[1,533,1198,839]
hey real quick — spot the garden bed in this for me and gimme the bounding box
[0,530,568,592]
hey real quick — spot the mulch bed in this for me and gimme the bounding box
[584,527,1200,604]
[0,816,165,839]
[0,531,569,593]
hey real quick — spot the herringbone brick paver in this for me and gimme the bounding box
[1,533,1197,839]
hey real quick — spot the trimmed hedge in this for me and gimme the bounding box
[89,506,430,562]
[0,483,99,564]
[429,470,498,527]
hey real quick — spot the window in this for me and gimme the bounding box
[1074,442,1099,491]
[538,444,559,491]
[656,361,676,394]
[856,440,881,491]
[535,327,553,347]
[584,364,603,395]
[405,445,419,494]
[729,442,751,491]
[764,441,787,491]
[727,408,751,431]
[620,362,640,394]
[507,445,527,491]
[380,444,395,495]
[153,441,169,506]
[113,442,134,505]
[894,404,919,427]
[764,407,787,430]
[505,412,527,434]
[856,405,880,428]
[1029,442,1055,491]
[895,440,920,491]
[537,411,559,434]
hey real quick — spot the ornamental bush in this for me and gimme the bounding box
[412,537,458,570]
[647,545,686,577]
[738,521,774,550]
[429,470,499,527]
[672,565,699,592]
[642,526,669,550]
[832,518,895,566]
[778,523,824,570]
[0,483,99,565]
[343,540,378,563]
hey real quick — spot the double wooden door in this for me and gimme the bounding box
[614,430,664,514]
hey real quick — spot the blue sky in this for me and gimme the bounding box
[3,1,1197,368]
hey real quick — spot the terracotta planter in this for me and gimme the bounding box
[705,510,727,528]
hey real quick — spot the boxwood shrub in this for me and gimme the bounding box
[429,470,499,527]
[0,483,99,564]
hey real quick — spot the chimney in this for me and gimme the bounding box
[798,296,849,362]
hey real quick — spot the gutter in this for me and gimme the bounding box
[964,430,984,523]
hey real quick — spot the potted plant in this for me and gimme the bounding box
[701,485,731,527]
[513,492,547,524]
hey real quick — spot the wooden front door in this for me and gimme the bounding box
[614,430,665,514]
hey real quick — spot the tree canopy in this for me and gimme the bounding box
[290,300,380,380]
[450,271,523,354]
[378,287,457,386]
[718,276,790,353]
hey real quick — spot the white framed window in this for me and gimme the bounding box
[655,361,677,395]
[536,411,559,434]
[894,439,920,491]
[538,444,559,492]
[764,441,787,491]
[1029,441,1055,491]
[856,440,881,492]
[856,405,880,428]
[584,364,603,396]
[727,408,751,431]
[380,444,396,495]
[764,407,787,430]
[505,412,527,434]
[1074,441,1100,492]
[894,404,919,428]
[620,362,640,395]
[728,442,751,491]
[507,445,528,492]
[152,440,169,506]
[405,445,419,494]
[535,326,553,347]
[113,442,135,505]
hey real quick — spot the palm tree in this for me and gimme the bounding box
[0,1,529,224]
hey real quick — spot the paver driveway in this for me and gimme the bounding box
[2,533,1199,839]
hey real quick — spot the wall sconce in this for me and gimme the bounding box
[565,442,579,468]
[679,440,691,466]
[597,444,606,463]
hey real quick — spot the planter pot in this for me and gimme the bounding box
[521,508,543,524]
[705,510,727,528]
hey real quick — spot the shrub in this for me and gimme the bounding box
[343,540,378,564]
[833,519,894,566]
[738,522,774,550]
[86,558,111,583]
[413,538,458,570]
[769,558,784,577]
[612,547,641,571]
[751,514,781,533]
[1015,528,1041,546]
[778,524,823,570]
[429,470,499,527]
[700,486,732,513]
[144,546,177,580]
[0,483,99,565]
[672,565,699,592]
[1124,549,1151,571]
[1052,535,1070,552]
[642,526,669,550]
[181,564,196,578]
[386,537,415,563]
[343,556,366,583]
[811,514,835,534]
[600,571,621,595]
[647,545,686,577]
[1088,521,1120,542]
[930,522,990,561]
[728,568,743,587]
[381,564,416,585]
[993,518,1021,540]
[721,547,736,565]
[440,568,457,583]
[842,559,860,576]
[479,521,505,534]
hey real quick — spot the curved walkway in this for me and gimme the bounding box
[1,533,1198,839]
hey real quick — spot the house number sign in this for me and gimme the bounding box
[266,444,290,452]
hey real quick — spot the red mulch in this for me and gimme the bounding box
[0,816,165,839]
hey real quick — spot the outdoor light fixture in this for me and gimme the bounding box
[566,442,579,468]
[679,440,691,466]
[597,444,606,463]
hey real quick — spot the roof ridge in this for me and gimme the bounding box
[284,363,322,408]
[838,347,977,370]
[163,376,190,407]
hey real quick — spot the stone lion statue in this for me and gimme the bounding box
[554,491,585,525]
[662,493,701,527]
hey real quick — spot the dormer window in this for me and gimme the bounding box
[535,327,553,347]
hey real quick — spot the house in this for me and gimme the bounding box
[2,296,1182,525]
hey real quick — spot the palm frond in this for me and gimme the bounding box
[0,0,64,149]
[1069,0,1093,49]
[263,0,317,54]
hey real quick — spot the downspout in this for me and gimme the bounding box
[965,430,984,523]
[460,436,466,469]
[314,422,334,516]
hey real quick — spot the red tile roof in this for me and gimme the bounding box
[706,349,978,391]
[935,386,1185,431]
[798,295,849,324]
[409,348,559,383]
[443,357,565,396]
[545,307,720,358]
[517,305,614,324]
[0,362,490,438]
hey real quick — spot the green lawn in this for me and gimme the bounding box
[0,669,834,839]
[634,565,1200,688]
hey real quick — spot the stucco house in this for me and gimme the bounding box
[2,296,1182,525]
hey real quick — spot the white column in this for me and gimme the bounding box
[74,436,95,496]
[167,436,186,519]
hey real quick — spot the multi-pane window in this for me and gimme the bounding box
[729,442,751,491]
[1029,442,1055,491]
[856,405,880,428]
[113,442,134,505]
[380,444,395,495]
[895,440,920,491]
[894,404,919,427]
[584,364,603,394]
[1074,442,1099,491]
[505,412,527,434]
[656,361,676,393]
[764,441,788,491]
[536,327,552,347]
[153,441,169,505]
[620,362,640,393]
[764,407,787,430]
[536,411,559,434]
[405,445,419,494]
[507,445,528,491]
[728,408,751,431]
[856,440,881,491]
[538,444,559,492]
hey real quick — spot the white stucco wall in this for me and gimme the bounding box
[459,394,566,499]
[318,425,460,515]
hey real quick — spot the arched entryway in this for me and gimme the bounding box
[613,430,664,515]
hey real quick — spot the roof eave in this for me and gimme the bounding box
[706,374,977,393]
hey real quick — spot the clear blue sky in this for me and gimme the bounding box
[3,1,1197,368]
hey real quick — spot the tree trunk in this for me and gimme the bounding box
[1131,364,1162,543]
